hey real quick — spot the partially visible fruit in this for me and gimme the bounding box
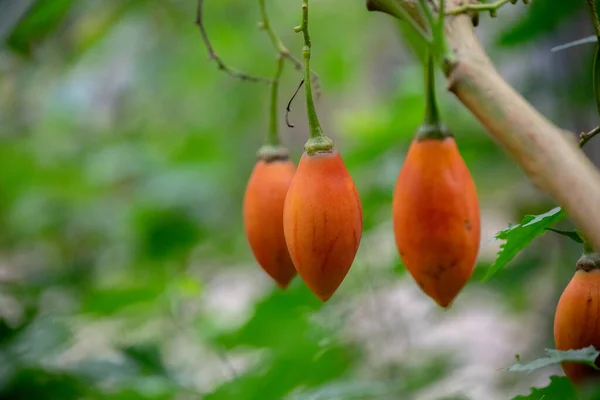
[243,148,296,288]
[554,247,600,385]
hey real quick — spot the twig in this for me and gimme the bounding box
[580,126,600,148]
[258,0,321,98]
[587,0,600,38]
[196,0,271,83]
[448,0,514,16]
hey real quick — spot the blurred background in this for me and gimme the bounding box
[0,0,599,399]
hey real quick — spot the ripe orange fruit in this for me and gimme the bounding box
[243,154,297,288]
[283,150,362,301]
[392,133,480,308]
[554,250,600,385]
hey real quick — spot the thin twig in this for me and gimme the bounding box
[448,0,513,16]
[258,0,321,99]
[196,0,271,83]
[580,126,600,148]
[587,0,600,38]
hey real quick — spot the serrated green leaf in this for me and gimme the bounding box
[512,376,577,400]
[482,207,565,281]
[506,346,600,374]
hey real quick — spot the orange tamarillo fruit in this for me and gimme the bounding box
[392,127,481,308]
[283,149,362,301]
[243,148,297,288]
[554,245,600,386]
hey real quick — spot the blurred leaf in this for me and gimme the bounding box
[80,284,164,315]
[499,0,582,47]
[5,0,75,55]
[121,344,168,377]
[207,282,358,400]
[8,315,71,365]
[512,376,577,400]
[286,380,393,400]
[135,207,203,261]
[0,368,94,400]
[482,207,565,281]
[506,346,600,374]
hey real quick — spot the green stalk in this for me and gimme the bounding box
[267,56,285,146]
[257,56,289,161]
[295,0,333,155]
[417,54,450,140]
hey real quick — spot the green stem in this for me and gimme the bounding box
[423,53,440,127]
[298,1,321,139]
[416,53,450,140]
[295,0,333,154]
[268,56,285,146]
[258,0,321,97]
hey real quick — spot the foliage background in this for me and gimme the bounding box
[0,0,599,399]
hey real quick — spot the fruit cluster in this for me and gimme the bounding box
[242,56,481,307]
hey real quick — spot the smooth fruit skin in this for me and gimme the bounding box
[243,159,297,288]
[392,137,480,308]
[283,150,362,301]
[554,269,600,385]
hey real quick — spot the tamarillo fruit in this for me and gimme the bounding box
[283,149,362,301]
[243,149,297,288]
[392,127,480,308]
[554,247,600,385]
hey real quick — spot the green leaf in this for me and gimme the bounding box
[512,376,577,400]
[499,0,583,47]
[506,346,600,374]
[482,207,565,281]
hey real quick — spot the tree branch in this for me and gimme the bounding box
[196,0,271,83]
[367,0,600,252]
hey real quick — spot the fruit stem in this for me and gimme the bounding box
[295,0,334,155]
[416,53,451,140]
[424,53,441,128]
[267,55,285,146]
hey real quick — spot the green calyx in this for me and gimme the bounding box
[304,135,334,156]
[416,123,453,141]
[256,144,290,162]
[575,229,600,272]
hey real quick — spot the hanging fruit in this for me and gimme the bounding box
[554,235,600,386]
[392,54,480,308]
[243,57,297,288]
[283,0,363,301]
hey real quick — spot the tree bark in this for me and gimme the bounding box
[367,0,600,252]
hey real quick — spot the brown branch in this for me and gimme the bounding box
[367,0,600,252]
[196,0,271,83]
